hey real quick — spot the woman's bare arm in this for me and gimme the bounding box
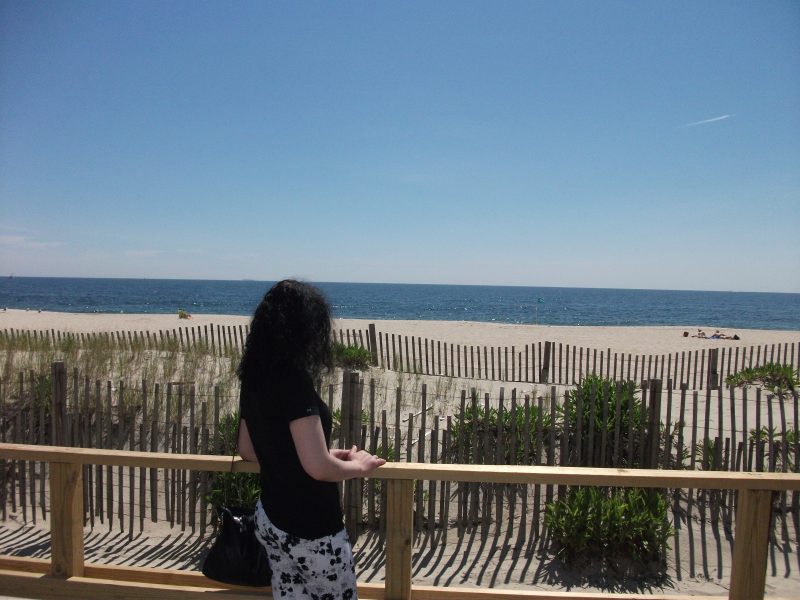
[237,419,258,462]
[290,415,385,482]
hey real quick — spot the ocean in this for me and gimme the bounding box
[0,277,798,330]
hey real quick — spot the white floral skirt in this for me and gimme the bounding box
[254,499,357,600]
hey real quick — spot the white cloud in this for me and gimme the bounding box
[680,114,734,128]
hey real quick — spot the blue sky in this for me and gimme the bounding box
[1,1,798,292]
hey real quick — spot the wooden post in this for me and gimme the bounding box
[540,342,551,383]
[51,362,67,446]
[709,348,719,390]
[49,461,84,577]
[385,478,413,600]
[343,371,363,542]
[729,489,772,600]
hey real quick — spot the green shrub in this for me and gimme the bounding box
[332,343,373,370]
[545,486,672,564]
[748,427,798,471]
[547,376,673,568]
[562,376,642,468]
[726,363,798,394]
[448,395,553,464]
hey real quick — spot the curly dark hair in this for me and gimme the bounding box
[237,279,333,389]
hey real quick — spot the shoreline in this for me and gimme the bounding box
[0,309,797,357]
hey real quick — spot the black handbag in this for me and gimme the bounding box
[202,426,272,587]
[202,504,272,587]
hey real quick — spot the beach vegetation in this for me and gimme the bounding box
[330,407,369,445]
[694,437,726,471]
[545,375,672,568]
[748,427,798,472]
[561,376,642,468]
[448,393,553,464]
[726,363,798,394]
[332,342,372,371]
[205,411,261,517]
[0,330,242,401]
[544,486,672,565]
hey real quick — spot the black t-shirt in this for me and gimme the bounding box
[239,368,343,540]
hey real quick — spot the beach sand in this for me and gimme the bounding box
[2,309,797,357]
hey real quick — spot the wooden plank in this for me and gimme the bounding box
[729,489,772,600]
[778,389,789,534]
[441,418,451,541]
[416,385,427,532]
[128,424,135,539]
[703,387,712,471]
[150,384,160,522]
[456,391,466,532]
[575,386,584,465]
[600,382,609,466]
[0,566,740,600]
[469,389,479,524]
[52,362,67,446]
[385,479,413,600]
[546,389,556,505]
[508,391,518,534]
[519,394,530,543]
[742,387,749,471]
[532,394,543,538]
[49,461,84,577]
[429,417,439,531]
[105,381,113,529]
[2,443,799,491]
[662,381,673,470]
[587,382,596,466]
[756,388,763,472]
[495,392,505,525]
[0,377,5,522]
[612,383,623,468]
[200,403,209,538]
[40,379,48,521]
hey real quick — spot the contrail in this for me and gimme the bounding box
[681,114,734,128]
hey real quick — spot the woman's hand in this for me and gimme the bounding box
[293,417,385,481]
[347,445,386,475]
[329,445,386,475]
[329,448,354,461]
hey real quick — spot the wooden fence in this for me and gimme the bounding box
[1,444,799,600]
[366,327,800,389]
[2,362,799,553]
[2,324,797,388]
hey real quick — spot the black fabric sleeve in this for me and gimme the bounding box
[280,370,321,422]
[238,383,250,420]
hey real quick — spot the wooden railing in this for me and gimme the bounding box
[0,444,798,600]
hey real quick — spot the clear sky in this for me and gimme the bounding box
[1,1,798,292]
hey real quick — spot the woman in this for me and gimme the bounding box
[237,279,385,599]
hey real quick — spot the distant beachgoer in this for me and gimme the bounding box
[694,329,707,338]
